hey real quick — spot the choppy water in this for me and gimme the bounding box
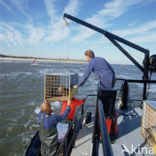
[0,61,156,156]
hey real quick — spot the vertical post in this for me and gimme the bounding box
[142,52,150,100]
[154,133,156,154]
[80,102,84,129]
[118,80,129,110]
[44,75,46,99]
[92,100,100,156]
[69,75,71,100]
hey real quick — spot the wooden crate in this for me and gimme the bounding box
[141,101,156,154]
[44,73,78,101]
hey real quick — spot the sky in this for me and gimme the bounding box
[0,0,156,64]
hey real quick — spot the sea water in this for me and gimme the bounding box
[0,61,156,155]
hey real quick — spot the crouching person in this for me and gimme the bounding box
[60,97,85,123]
[38,99,71,156]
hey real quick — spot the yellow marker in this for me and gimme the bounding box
[154,134,156,154]
[69,87,71,99]
[44,87,46,99]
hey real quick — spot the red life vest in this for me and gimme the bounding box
[60,98,84,120]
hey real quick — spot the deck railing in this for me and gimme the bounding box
[92,98,114,156]
[92,88,117,156]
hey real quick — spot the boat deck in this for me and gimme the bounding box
[71,119,94,156]
[111,106,155,156]
[71,106,155,156]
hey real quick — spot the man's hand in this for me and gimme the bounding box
[44,98,49,104]
[67,99,71,106]
[73,85,78,88]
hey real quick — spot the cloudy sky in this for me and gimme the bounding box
[0,0,156,64]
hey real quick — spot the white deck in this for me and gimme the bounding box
[71,106,155,156]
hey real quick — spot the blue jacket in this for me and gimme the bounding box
[77,57,115,88]
[38,106,71,130]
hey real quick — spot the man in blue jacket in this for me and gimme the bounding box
[74,50,115,89]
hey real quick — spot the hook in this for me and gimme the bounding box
[63,17,70,26]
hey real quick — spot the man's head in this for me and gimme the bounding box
[41,99,53,114]
[84,50,95,61]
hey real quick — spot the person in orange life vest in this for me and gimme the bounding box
[60,97,84,121]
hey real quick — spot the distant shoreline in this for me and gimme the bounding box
[0,55,134,65]
[0,57,87,64]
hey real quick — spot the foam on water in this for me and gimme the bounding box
[147,84,156,93]
[79,73,84,77]
[132,83,143,89]
[39,69,55,75]
[51,101,61,108]
[132,82,156,93]
[7,127,14,134]
[28,101,38,106]
[0,71,32,78]
[34,107,41,114]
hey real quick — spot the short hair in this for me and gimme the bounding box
[85,50,95,58]
[41,100,52,114]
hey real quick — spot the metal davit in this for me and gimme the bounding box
[63,13,156,104]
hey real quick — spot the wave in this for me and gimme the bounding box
[0,72,32,78]
[147,84,156,93]
[134,83,143,89]
[39,69,58,75]
[131,83,156,93]
[28,102,35,106]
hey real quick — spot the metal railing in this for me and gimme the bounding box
[116,78,156,109]
[99,100,114,156]
[92,98,114,156]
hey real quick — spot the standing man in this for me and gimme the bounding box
[74,50,115,89]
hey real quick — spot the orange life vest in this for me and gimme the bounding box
[60,98,84,120]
